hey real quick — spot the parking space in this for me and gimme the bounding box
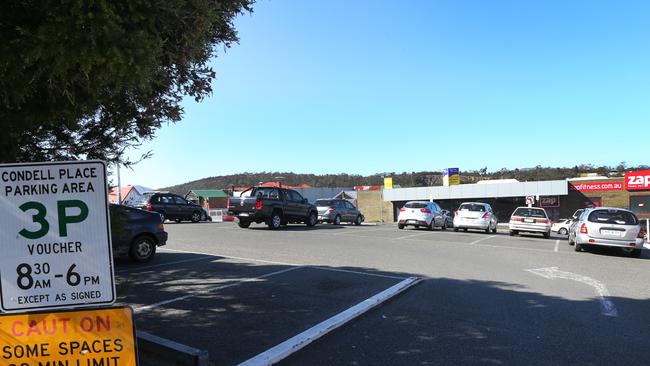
[116,221,650,366]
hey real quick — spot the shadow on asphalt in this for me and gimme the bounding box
[281,277,650,366]
[114,251,650,366]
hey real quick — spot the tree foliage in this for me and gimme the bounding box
[0,0,254,165]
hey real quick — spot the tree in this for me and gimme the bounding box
[0,0,254,166]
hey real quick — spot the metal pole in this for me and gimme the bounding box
[117,163,122,205]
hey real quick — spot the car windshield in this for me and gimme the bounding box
[404,202,428,209]
[315,199,334,207]
[513,208,546,218]
[588,210,638,225]
[459,204,486,212]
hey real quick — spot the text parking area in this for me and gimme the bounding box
[114,247,417,365]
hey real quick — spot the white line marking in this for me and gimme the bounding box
[554,240,560,252]
[470,235,497,245]
[394,231,433,240]
[117,256,214,272]
[159,248,301,267]
[134,266,303,312]
[311,266,406,280]
[160,248,409,280]
[525,267,618,317]
[238,277,421,366]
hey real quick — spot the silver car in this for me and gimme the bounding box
[453,202,497,233]
[568,207,644,257]
[315,199,364,225]
[397,201,446,230]
[509,207,551,238]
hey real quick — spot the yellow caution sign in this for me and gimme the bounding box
[0,306,137,366]
[384,177,393,189]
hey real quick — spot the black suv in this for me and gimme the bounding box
[133,192,205,223]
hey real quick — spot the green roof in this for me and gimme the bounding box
[188,189,228,199]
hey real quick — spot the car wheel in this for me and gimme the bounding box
[574,242,583,252]
[630,249,642,258]
[543,231,550,239]
[333,215,341,225]
[463,228,468,232]
[441,220,447,230]
[354,215,362,226]
[568,233,575,246]
[306,211,318,227]
[453,227,459,232]
[129,235,156,263]
[191,211,202,223]
[509,230,516,236]
[398,224,404,229]
[485,226,490,234]
[238,220,251,228]
[559,228,568,235]
[174,219,181,223]
[268,212,282,230]
[492,225,497,234]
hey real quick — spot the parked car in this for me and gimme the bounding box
[453,202,497,233]
[132,192,205,223]
[442,210,454,228]
[315,199,364,225]
[568,207,645,257]
[551,219,571,235]
[227,186,318,230]
[640,219,649,242]
[509,207,551,238]
[397,201,446,230]
[110,204,168,263]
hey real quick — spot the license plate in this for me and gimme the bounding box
[239,213,249,217]
[601,229,622,237]
[318,216,323,219]
[408,220,417,224]
[524,218,535,223]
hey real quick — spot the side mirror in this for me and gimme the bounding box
[302,199,308,204]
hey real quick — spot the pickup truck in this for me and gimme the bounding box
[226,186,318,230]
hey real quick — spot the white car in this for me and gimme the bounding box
[551,219,571,235]
[397,201,446,230]
[569,207,645,257]
[509,207,551,238]
[453,202,497,233]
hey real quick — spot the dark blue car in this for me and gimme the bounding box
[110,204,168,263]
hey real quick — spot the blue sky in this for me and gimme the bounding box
[118,0,650,188]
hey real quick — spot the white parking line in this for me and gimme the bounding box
[134,266,303,313]
[311,266,406,280]
[470,235,497,245]
[394,231,434,240]
[238,276,421,366]
[554,240,560,252]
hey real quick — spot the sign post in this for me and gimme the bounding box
[525,196,535,207]
[0,161,115,312]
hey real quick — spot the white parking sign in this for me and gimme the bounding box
[0,161,115,312]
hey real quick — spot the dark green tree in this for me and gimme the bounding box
[0,0,254,165]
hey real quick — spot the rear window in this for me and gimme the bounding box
[513,208,547,218]
[315,199,334,206]
[405,202,428,209]
[587,210,638,225]
[459,204,486,212]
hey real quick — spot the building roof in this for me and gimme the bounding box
[187,189,229,199]
[383,180,568,201]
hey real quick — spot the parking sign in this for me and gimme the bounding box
[0,161,115,312]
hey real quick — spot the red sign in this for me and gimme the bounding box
[540,196,560,207]
[625,170,650,191]
[569,182,623,192]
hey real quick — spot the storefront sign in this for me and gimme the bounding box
[625,170,650,191]
[569,182,623,192]
[0,306,137,366]
[540,196,560,207]
[383,177,393,189]
[442,168,460,186]
[0,161,115,312]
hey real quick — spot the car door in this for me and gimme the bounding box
[160,194,178,219]
[292,190,310,219]
[173,195,193,219]
[345,201,357,221]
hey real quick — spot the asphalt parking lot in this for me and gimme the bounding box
[115,222,650,366]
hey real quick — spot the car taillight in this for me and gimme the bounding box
[580,223,588,234]
[328,206,335,212]
[146,202,152,211]
[511,217,523,222]
[226,198,231,208]
[482,213,489,219]
[537,218,549,224]
[638,227,646,239]
[421,209,432,214]
[255,196,263,211]
[399,208,406,212]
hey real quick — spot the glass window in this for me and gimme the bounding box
[173,196,187,205]
[513,208,547,218]
[161,195,174,204]
[315,199,334,207]
[630,196,650,215]
[459,204,486,212]
[588,209,638,225]
[253,188,280,199]
[346,202,356,209]
[405,202,428,209]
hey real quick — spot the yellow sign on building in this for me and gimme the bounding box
[384,177,393,189]
[0,306,137,366]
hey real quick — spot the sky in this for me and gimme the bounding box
[117,0,650,189]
